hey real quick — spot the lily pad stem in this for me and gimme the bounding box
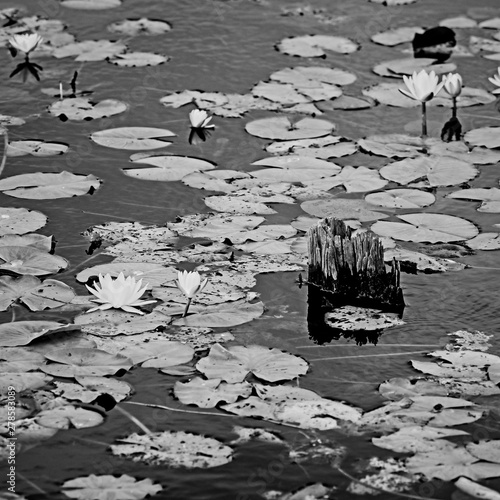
[452,96,457,119]
[115,405,153,435]
[182,297,192,317]
[0,126,8,178]
[421,101,427,139]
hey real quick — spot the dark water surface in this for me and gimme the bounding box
[1,0,500,498]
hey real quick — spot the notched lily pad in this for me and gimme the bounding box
[49,97,127,121]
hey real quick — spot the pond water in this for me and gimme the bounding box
[1,0,500,499]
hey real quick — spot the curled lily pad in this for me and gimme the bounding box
[0,207,46,235]
[245,117,334,140]
[0,321,72,347]
[0,246,68,275]
[91,127,175,150]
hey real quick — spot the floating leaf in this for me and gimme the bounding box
[109,52,169,67]
[53,40,126,60]
[0,246,68,275]
[373,58,456,78]
[36,405,104,429]
[372,213,478,243]
[6,140,68,157]
[126,154,216,181]
[54,376,133,403]
[324,306,404,331]
[174,377,252,408]
[466,233,500,250]
[0,372,52,397]
[301,198,389,221]
[385,247,465,272]
[0,171,101,199]
[371,27,424,46]
[448,188,500,213]
[140,342,194,368]
[62,474,162,500]
[204,195,277,215]
[108,18,172,35]
[365,189,435,208]
[465,126,500,148]
[316,166,388,193]
[111,431,233,468]
[454,477,500,500]
[380,156,478,187]
[277,35,359,57]
[173,300,264,328]
[0,207,46,235]
[440,16,477,28]
[49,98,127,121]
[245,117,334,140]
[270,66,356,86]
[61,0,121,7]
[196,343,308,383]
[0,275,74,311]
[91,127,175,150]
[0,348,46,372]
[43,348,133,377]
[358,133,425,158]
[379,378,448,401]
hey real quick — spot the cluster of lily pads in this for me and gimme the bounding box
[2,1,500,499]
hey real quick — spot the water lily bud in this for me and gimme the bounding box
[488,67,500,95]
[8,33,43,55]
[399,69,444,102]
[176,270,208,299]
[189,109,214,129]
[442,73,462,98]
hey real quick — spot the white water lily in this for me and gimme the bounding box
[442,73,462,98]
[488,68,500,95]
[86,272,156,315]
[8,33,43,55]
[189,109,214,129]
[176,270,208,317]
[399,70,444,102]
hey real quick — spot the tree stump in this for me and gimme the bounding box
[307,217,404,310]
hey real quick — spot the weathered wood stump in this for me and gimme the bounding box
[307,217,404,310]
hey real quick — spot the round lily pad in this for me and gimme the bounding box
[109,52,169,67]
[301,198,389,221]
[371,27,424,46]
[61,0,122,9]
[270,66,356,86]
[0,171,101,199]
[49,97,127,121]
[371,213,479,243]
[7,140,68,157]
[277,35,359,57]
[465,127,500,149]
[107,18,172,35]
[373,58,456,78]
[0,246,68,275]
[91,127,176,150]
[365,189,435,208]
[245,117,334,140]
[0,207,46,235]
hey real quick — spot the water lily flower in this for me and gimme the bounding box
[176,270,208,317]
[86,272,156,315]
[442,73,462,98]
[399,70,444,139]
[189,109,214,129]
[399,70,444,102]
[488,68,500,95]
[8,33,43,55]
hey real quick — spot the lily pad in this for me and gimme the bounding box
[270,66,356,86]
[196,343,308,383]
[55,376,133,403]
[111,431,233,468]
[366,189,435,208]
[0,275,75,311]
[49,98,127,121]
[324,306,405,331]
[380,156,478,187]
[373,58,456,78]
[36,405,104,429]
[43,347,133,377]
[91,127,175,150]
[6,140,68,157]
[358,134,425,158]
[371,213,479,243]
[107,18,172,35]
[301,198,389,221]
[465,127,500,148]
[447,188,500,213]
[316,166,389,193]
[0,246,68,275]
[0,171,101,200]
[371,27,424,46]
[61,0,121,7]
[0,207,46,235]
[174,377,252,408]
[52,40,126,60]
[0,321,72,347]
[277,35,359,57]
[126,154,216,181]
[466,233,500,250]
[245,117,334,140]
[0,372,52,397]
[62,474,162,500]
[109,52,169,67]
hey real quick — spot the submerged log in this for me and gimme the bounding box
[307,217,404,310]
